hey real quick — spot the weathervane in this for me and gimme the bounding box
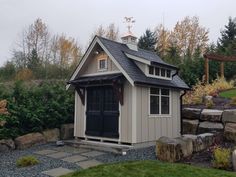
[124,17,135,33]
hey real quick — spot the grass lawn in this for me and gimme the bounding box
[62,160,236,177]
[219,88,236,99]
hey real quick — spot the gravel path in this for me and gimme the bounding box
[0,143,156,177]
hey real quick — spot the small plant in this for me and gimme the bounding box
[205,100,214,109]
[212,147,231,170]
[230,97,236,105]
[16,155,39,167]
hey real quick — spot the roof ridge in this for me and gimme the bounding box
[96,35,126,46]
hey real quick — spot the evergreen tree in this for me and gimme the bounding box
[138,29,157,51]
[217,17,236,55]
[217,17,236,79]
[28,48,40,70]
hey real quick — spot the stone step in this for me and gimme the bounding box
[64,139,132,155]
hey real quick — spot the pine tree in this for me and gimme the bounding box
[138,29,157,51]
[217,17,236,55]
[28,48,40,71]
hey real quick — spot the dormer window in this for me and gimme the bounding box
[98,58,108,71]
[148,66,171,79]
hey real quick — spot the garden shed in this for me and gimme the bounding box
[67,31,189,146]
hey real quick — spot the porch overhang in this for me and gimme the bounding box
[68,73,125,105]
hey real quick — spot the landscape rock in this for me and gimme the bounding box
[14,132,46,149]
[222,109,236,123]
[200,109,223,122]
[0,139,15,152]
[232,149,236,171]
[182,134,205,152]
[42,128,60,142]
[182,119,199,134]
[156,136,193,162]
[198,133,215,148]
[182,108,201,120]
[224,123,236,142]
[198,121,223,134]
[60,124,74,140]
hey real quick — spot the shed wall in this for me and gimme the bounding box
[135,86,181,143]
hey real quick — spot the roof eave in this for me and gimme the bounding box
[134,81,190,90]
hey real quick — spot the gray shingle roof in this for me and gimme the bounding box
[98,36,189,90]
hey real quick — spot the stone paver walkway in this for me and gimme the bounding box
[76,159,103,169]
[62,155,88,163]
[42,167,74,177]
[34,145,104,176]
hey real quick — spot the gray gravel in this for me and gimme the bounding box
[0,143,156,177]
[0,143,79,177]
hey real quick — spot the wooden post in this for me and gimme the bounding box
[220,62,224,78]
[204,57,209,84]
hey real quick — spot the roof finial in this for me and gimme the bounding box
[124,17,135,33]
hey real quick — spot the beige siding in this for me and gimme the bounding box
[134,61,146,73]
[135,86,181,143]
[120,81,133,143]
[79,52,119,75]
[74,91,85,137]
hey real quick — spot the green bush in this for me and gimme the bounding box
[212,147,231,170]
[16,155,39,167]
[0,80,74,139]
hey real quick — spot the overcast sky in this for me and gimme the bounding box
[0,0,236,66]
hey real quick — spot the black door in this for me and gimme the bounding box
[86,86,119,138]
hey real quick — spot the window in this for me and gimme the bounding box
[149,87,170,115]
[148,66,172,79]
[149,66,154,75]
[98,58,107,71]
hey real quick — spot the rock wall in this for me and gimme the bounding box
[182,108,236,142]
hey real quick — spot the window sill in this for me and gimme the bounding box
[98,69,108,72]
[148,114,172,118]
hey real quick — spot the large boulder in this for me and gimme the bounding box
[198,121,224,134]
[42,128,60,142]
[0,139,15,152]
[156,136,193,162]
[198,133,215,148]
[182,108,201,120]
[200,109,223,122]
[182,134,205,152]
[232,149,236,171]
[224,123,236,142]
[222,109,236,124]
[182,119,199,134]
[14,132,46,149]
[60,123,74,140]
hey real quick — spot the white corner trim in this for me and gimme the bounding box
[125,53,151,65]
[97,39,134,86]
[131,86,137,143]
[74,91,78,136]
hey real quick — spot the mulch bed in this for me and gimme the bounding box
[184,97,236,110]
[180,141,235,171]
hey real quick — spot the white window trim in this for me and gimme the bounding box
[148,87,172,117]
[97,58,108,71]
[146,65,172,80]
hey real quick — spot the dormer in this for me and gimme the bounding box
[146,65,172,80]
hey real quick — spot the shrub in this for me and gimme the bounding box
[212,147,231,170]
[184,77,234,105]
[0,80,74,139]
[16,155,39,167]
[206,100,214,109]
[230,97,236,105]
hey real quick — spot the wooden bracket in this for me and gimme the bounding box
[75,87,85,105]
[112,81,124,105]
